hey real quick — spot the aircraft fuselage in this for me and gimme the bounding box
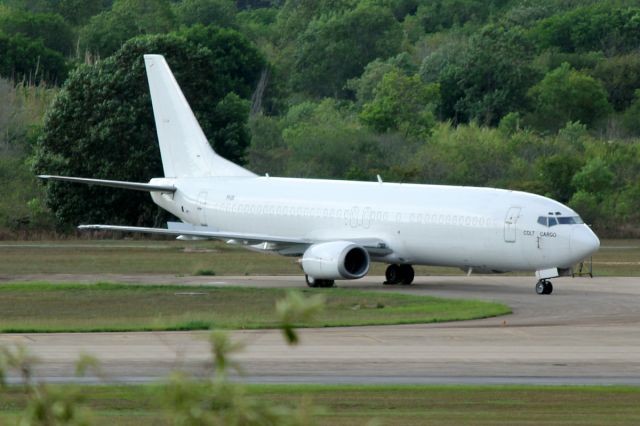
[150,176,598,274]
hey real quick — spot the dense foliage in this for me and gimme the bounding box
[33,30,264,227]
[0,0,638,236]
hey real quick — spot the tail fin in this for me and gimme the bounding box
[143,54,255,178]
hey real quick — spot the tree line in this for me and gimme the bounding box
[0,0,638,237]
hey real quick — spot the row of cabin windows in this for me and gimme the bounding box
[207,202,490,227]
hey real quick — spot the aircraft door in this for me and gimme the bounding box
[504,207,521,243]
[197,191,208,226]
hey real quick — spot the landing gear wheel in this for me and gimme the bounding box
[320,279,335,288]
[384,264,415,285]
[305,275,335,288]
[384,264,401,285]
[535,280,553,295]
[305,274,318,288]
[399,264,415,285]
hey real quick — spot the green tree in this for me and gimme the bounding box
[282,100,363,178]
[418,32,468,85]
[362,0,420,21]
[623,90,640,135]
[529,4,640,55]
[79,0,176,57]
[292,5,402,97]
[0,8,74,55]
[57,0,112,26]
[528,63,611,131]
[437,25,537,125]
[275,0,358,37]
[112,0,175,31]
[174,0,237,28]
[360,69,438,138]
[78,10,134,57]
[572,157,614,194]
[236,7,279,45]
[279,99,412,180]
[176,24,264,100]
[0,32,67,83]
[246,114,289,176]
[537,153,583,203]
[592,53,640,112]
[533,50,604,75]
[33,32,264,227]
[416,0,511,33]
[346,53,416,104]
[409,122,514,187]
[209,92,251,163]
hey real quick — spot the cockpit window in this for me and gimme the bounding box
[537,215,584,227]
[558,216,584,225]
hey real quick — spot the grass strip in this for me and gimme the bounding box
[0,282,510,332]
[0,239,636,276]
[1,384,639,425]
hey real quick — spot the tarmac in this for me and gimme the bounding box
[1,275,640,385]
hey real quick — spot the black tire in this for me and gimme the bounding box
[399,264,415,285]
[543,281,553,295]
[322,280,335,288]
[385,264,401,285]
[535,280,546,295]
[305,274,319,288]
[306,276,335,288]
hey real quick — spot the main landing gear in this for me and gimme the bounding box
[535,279,553,295]
[384,264,415,285]
[305,274,335,288]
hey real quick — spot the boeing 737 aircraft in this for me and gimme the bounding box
[40,54,600,294]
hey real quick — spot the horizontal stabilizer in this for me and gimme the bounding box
[38,175,175,192]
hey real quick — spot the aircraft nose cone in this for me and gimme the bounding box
[570,225,600,261]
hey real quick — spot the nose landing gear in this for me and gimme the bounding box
[535,279,553,295]
[384,264,415,285]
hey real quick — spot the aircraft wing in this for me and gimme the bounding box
[78,224,392,256]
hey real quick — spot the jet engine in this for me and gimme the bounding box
[301,241,370,280]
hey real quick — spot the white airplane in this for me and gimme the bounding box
[40,54,600,295]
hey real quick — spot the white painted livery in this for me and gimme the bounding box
[41,55,600,294]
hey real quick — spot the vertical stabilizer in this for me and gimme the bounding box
[144,54,255,178]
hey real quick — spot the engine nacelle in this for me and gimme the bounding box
[301,241,370,280]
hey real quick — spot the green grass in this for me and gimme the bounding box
[1,384,640,425]
[0,282,510,332]
[0,238,636,276]
[590,239,640,276]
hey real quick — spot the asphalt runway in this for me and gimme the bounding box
[1,275,640,385]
